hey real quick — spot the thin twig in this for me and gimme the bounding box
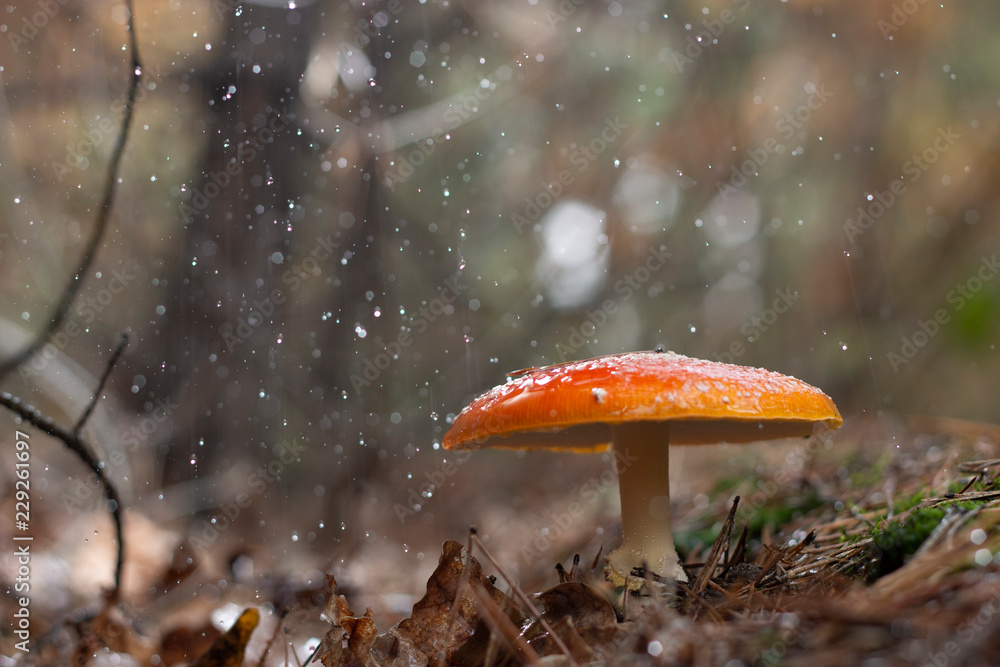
[727,525,750,570]
[0,0,140,605]
[674,579,724,623]
[469,532,577,663]
[0,0,142,380]
[438,526,480,667]
[0,0,140,602]
[469,581,542,665]
[751,547,784,590]
[958,475,980,494]
[691,496,740,595]
[959,459,1000,474]
[706,578,743,609]
[73,332,129,433]
[0,392,124,594]
[254,609,287,667]
[483,625,502,667]
[784,530,817,560]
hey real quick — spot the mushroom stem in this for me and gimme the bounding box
[605,421,687,587]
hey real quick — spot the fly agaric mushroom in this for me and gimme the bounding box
[442,350,842,586]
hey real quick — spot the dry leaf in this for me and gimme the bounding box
[71,592,156,665]
[531,582,626,661]
[152,539,199,597]
[371,540,515,665]
[160,622,222,666]
[538,616,596,663]
[537,582,617,631]
[193,607,260,667]
[316,575,378,667]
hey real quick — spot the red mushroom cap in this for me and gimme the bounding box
[443,351,842,452]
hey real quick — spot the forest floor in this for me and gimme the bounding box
[6,414,1000,666]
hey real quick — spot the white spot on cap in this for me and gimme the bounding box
[592,387,608,403]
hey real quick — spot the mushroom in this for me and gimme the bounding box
[442,350,842,587]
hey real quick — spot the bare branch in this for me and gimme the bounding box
[0,0,143,599]
[0,0,142,380]
[0,391,125,595]
[73,332,129,434]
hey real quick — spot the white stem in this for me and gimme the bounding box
[605,421,686,586]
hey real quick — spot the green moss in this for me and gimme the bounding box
[951,283,997,345]
[856,500,981,581]
[973,476,1000,492]
[848,452,896,489]
[894,490,925,513]
[745,493,826,539]
[710,475,744,496]
[674,521,724,555]
[943,476,1000,494]
[947,479,969,494]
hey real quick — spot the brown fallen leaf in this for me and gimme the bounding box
[536,582,617,631]
[160,622,222,666]
[465,579,541,663]
[72,591,156,666]
[534,616,595,663]
[316,575,378,667]
[371,539,517,665]
[192,607,260,667]
[532,581,626,662]
[151,539,199,597]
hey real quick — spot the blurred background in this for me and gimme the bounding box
[1,0,998,629]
